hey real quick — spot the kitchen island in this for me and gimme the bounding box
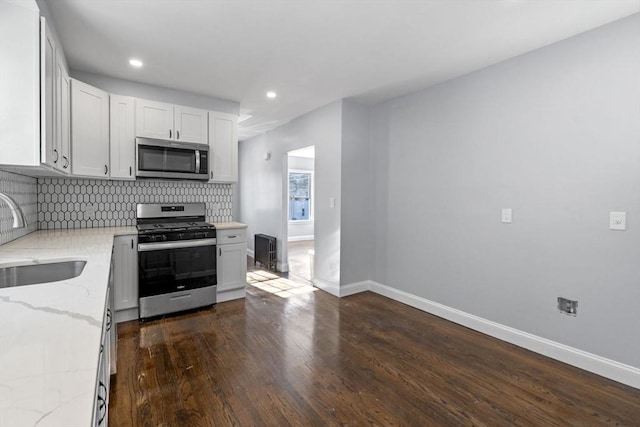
[0,227,135,427]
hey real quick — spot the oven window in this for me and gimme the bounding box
[138,145,196,173]
[139,245,216,296]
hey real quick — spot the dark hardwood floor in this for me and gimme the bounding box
[109,273,640,426]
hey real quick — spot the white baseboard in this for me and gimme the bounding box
[339,280,640,389]
[277,261,289,272]
[288,235,315,242]
[340,280,373,297]
[247,248,254,258]
[115,307,138,324]
[312,277,340,297]
[217,287,246,303]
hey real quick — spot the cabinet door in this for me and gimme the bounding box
[109,95,136,180]
[71,79,110,178]
[40,17,56,169]
[135,98,174,140]
[217,242,247,292]
[113,235,138,311]
[56,53,71,173]
[0,0,40,166]
[208,111,238,182]
[174,105,208,144]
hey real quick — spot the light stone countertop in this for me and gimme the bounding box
[0,227,136,427]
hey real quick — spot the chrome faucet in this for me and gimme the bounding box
[0,192,27,228]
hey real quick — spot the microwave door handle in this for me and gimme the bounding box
[195,150,201,173]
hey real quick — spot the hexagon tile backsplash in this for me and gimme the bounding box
[0,170,39,245]
[38,178,233,230]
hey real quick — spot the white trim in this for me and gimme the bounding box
[247,248,255,258]
[340,280,373,297]
[338,280,640,389]
[115,308,138,323]
[312,277,340,297]
[277,261,289,272]
[217,288,246,303]
[288,235,315,242]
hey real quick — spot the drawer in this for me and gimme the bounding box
[217,228,246,244]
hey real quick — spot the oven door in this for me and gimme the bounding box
[138,239,217,298]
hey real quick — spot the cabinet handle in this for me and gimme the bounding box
[106,308,112,332]
[104,164,109,175]
[228,235,237,239]
[210,171,213,180]
[176,130,180,140]
[131,239,134,249]
[53,149,59,163]
[169,129,172,139]
[219,248,221,256]
[63,156,69,169]
[129,166,132,176]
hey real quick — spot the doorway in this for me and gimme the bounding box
[287,146,315,284]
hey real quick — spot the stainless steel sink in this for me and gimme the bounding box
[0,260,87,288]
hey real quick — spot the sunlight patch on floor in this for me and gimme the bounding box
[247,270,316,299]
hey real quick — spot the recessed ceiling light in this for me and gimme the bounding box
[266,91,277,99]
[129,58,143,68]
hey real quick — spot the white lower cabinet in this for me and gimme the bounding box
[113,234,138,323]
[217,228,247,303]
[93,280,113,426]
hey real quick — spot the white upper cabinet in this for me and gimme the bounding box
[174,105,208,144]
[110,95,136,180]
[135,98,174,140]
[40,17,56,169]
[208,111,238,183]
[0,0,40,167]
[135,98,208,143]
[71,79,110,178]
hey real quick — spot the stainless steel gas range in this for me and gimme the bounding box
[136,203,217,320]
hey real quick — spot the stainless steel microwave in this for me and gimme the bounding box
[136,137,209,180]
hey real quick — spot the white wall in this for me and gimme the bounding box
[288,155,314,241]
[371,14,640,368]
[239,101,342,285]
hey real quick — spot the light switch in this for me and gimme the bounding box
[501,208,512,223]
[329,197,335,208]
[609,212,626,231]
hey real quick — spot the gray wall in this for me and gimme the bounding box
[371,14,640,367]
[71,70,239,115]
[239,101,342,285]
[340,100,374,285]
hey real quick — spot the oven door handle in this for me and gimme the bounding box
[138,238,217,252]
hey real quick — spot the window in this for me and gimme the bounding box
[289,170,313,221]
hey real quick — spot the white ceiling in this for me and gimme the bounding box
[46,0,640,141]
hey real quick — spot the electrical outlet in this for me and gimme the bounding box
[609,212,626,231]
[501,208,512,223]
[557,297,578,316]
[211,203,220,215]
